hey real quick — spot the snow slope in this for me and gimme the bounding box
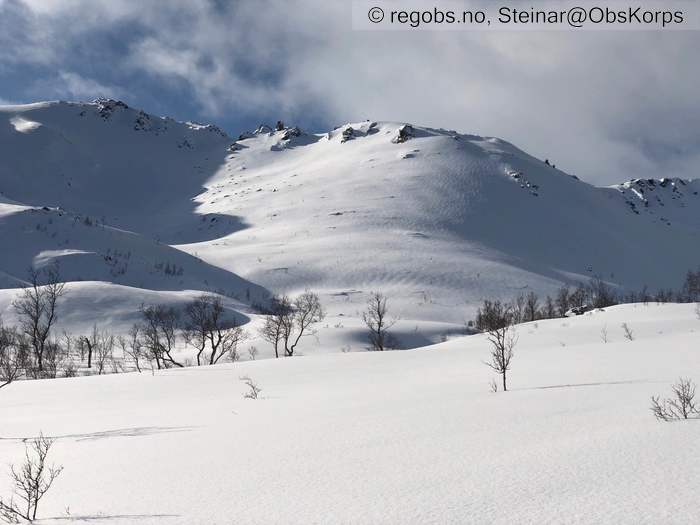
[184,121,700,323]
[1,303,699,524]
[1,100,699,333]
[0,100,269,328]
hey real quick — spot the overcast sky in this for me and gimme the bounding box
[0,0,698,185]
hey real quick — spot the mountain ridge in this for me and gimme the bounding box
[1,99,698,325]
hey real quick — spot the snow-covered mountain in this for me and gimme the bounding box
[1,99,699,327]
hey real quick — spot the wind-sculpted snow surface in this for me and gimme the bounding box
[0,304,699,523]
[1,100,700,329]
[0,100,268,322]
[183,120,700,323]
[0,100,238,244]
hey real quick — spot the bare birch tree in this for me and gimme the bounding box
[12,265,65,376]
[362,292,397,351]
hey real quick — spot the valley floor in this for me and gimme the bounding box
[1,303,699,524]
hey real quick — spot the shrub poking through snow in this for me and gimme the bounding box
[651,378,699,421]
[0,433,63,522]
[241,376,262,399]
[621,323,634,341]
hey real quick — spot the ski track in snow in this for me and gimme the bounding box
[0,304,699,524]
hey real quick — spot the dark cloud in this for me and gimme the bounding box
[0,0,698,184]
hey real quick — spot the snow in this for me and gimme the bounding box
[1,101,699,340]
[1,303,699,523]
[9,116,42,133]
[2,100,700,522]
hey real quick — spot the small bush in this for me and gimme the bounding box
[651,378,699,421]
[240,376,262,399]
[0,433,64,522]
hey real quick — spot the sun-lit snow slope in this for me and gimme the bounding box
[2,102,700,325]
[181,121,700,323]
[1,303,699,524]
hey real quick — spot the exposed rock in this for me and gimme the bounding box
[392,124,414,144]
[341,126,355,143]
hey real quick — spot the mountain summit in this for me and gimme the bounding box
[1,100,699,324]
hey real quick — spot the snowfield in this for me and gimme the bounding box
[1,100,700,333]
[1,303,700,524]
[1,99,700,523]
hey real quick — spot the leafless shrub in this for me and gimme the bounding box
[62,361,78,378]
[651,378,699,421]
[695,303,700,321]
[362,292,397,351]
[489,378,498,393]
[247,346,258,361]
[240,376,262,399]
[600,325,608,343]
[621,323,634,341]
[0,433,63,522]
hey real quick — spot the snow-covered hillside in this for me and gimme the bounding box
[1,99,699,332]
[1,303,699,524]
[2,100,700,523]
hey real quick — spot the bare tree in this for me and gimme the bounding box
[94,331,115,375]
[0,324,22,389]
[140,304,182,368]
[569,285,588,309]
[524,291,539,322]
[600,325,609,343]
[512,293,525,324]
[12,265,66,375]
[651,378,699,421]
[183,295,244,366]
[271,292,324,357]
[541,295,556,319]
[0,433,63,522]
[589,277,618,308]
[60,333,78,378]
[259,296,291,359]
[483,304,517,392]
[77,326,95,370]
[77,326,116,374]
[362,292,397,351]
[555,287,570,317]
[118,325,144,373]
